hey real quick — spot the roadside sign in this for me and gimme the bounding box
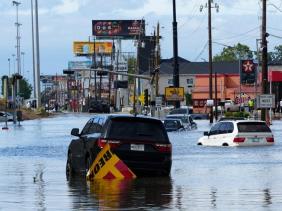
[86,143,136,180]
[155,97,162,107]
[257,94,275,108]
[165,87,184,101]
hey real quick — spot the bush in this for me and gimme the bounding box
[224,111,250,118]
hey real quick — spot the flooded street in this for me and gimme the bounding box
[1,113,282,210]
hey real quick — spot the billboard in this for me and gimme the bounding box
[92,20,145,38]
[73,41,113,55]
[165,87,184,101]
[68,61,92,69]
[240,60,256,84]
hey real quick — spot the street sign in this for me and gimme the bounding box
[257,94,275,108]
[155,97,162,107]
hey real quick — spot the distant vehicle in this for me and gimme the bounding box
[223,100,240,112]
[88,99,110,113]
[190,113,209,120]
[66,114,172,178]
[0,111,13,122]
[169,107,193,115]
[166,114,197,130]
[197,120,274,147]
[163,118,185,132]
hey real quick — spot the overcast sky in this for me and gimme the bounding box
[1,0,282,83]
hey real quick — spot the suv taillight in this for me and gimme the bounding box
[233,137,245,143]
[154,144,172,153]
[266,137,274,143]
[97,139,121,149]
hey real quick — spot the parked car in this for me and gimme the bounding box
[197,120,274,147]
[190,113,209,120]
[169,107,193,115]
[163,118,185,132]
[0,111,13,122]
[88,99,110,113]
[66,114,172,178]
[165,114,197,130]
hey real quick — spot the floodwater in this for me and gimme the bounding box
[1,113,282,210]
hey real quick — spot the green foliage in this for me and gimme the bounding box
[268,45,282,63]
[224,111,250,118]
[185,93,192,106]
[19,78,33,99]
[1,76,32,100]
[213,43,253,62]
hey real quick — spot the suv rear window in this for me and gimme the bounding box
[237,122,271,133]
[107,118,169,142]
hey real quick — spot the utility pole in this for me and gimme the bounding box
[12,1,21,97]
[200,0,219,124]
[172,0,180,108]
[31,0,36,99]
[155,22,160,97]
[34,0,41,108]
[261,0,268,121]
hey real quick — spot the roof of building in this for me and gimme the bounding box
[159,58,239,75]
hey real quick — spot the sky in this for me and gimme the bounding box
[1,0,282,84]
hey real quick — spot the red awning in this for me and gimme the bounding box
[269,70,282,82]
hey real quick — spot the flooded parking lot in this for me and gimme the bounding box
[1,113,282,210]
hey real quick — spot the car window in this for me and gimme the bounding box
[237,122,271,133]
[107,118,169,142]
[81,119,93,135]
[164,120,181,129]
[218,122,234,134]
[209,123,221,135]
[0,113,4,117]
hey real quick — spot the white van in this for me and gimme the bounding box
[198,120,274,147]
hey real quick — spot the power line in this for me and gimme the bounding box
[214,26,260,41]
[269,33,282,39]
[194,41,208,61]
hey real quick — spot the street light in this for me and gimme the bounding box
[8,58,11,76]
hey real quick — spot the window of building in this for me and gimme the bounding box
[168,79,173,85]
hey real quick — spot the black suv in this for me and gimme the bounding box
[66,114,172,178]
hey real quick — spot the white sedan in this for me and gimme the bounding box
[197,120,274,147]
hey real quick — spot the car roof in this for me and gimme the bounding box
[218,120,267,124]
[90,114,161,121]
[166,114,190,117]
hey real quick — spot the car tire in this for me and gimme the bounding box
[222,143,229,146]
[66,153,74,179]
[197,142,202,145]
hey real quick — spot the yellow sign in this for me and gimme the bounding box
[86,143,136,180]
[165,87,184,101]
[73,41,113,55]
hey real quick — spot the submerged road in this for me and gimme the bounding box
[1,113,282,210]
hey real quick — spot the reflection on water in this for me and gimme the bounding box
[67,177,173,210]
[1,115,282,210]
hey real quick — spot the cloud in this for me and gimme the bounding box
[51,0,89,15]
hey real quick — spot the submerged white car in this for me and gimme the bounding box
[197,120,274,147]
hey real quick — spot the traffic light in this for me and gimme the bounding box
[144,89,149,106]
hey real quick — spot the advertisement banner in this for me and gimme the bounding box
[92,20,145,38]
[241,60,256,84]
[73,41,113,55]
[68,61,92,69]
[165,87,184,101]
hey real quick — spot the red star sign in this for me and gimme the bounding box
[242,60,254,73]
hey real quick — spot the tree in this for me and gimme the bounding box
[213,43,254,62]
[19,78,33,99]
[268,45,282,63]
[2,77,32,100]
